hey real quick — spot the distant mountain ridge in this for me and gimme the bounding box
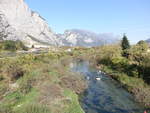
[146,38,150,44]
[0,0,119,47]
[57,29,119,47]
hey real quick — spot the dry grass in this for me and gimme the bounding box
[2,64,24,81]
[60,75,87,94]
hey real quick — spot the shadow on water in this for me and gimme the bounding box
[71,60,145,113]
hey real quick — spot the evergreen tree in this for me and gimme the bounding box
[121,34,130,58]
[121,34,130,50]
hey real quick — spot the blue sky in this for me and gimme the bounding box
[25,0,150,44]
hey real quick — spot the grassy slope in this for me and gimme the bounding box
[0,51,86,113]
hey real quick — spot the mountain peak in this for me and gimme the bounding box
[59,29,119,47]
[0,0,58,47]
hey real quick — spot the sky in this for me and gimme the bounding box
[25,0,150,44]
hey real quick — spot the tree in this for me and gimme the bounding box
[121,34,130,58]
[121,34,130,50]
[2,40,16,51]
[137,40,145,45]
[128,41,149,78]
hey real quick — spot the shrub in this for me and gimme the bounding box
[4,64,24,81]
[2,40,17,51]
[0,40,28,51]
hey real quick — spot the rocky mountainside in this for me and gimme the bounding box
[0,0,59,47]
[146,38,150,44]
[57,29,119,47]
[0,0,119,47]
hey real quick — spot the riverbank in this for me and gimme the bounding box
[72,60,145,113]
[0,52,87,113]
[96,64,150,108]
[69,46,150,109]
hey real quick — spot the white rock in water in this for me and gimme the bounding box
[86,76,90,80]
[96,77,101,81]
[97,70,101,74]
[0,0,59,47]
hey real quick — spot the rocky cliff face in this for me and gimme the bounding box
[58,29,119,47]
[0,0,119,47]
[0,0,58,47]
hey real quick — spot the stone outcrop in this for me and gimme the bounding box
[0,0,58,47]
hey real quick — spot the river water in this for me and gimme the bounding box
[71,60,144,113]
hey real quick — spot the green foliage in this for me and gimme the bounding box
[0,52,86,113]
[0,40,28,51]
[128,42,150,80]
[1,40,17,51]
[137,40,146,45]
[121,34,130,50]
[16,104,51,113]
[63,89,84,113]
[96,43,150,84]
[111,57,129,70]
[121,35,130,58]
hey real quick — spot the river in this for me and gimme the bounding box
[71,60,144,113]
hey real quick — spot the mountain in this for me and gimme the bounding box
[0,0,119,47]
[0,0,59,47]
[57,29,119,47]
[146,39,150,44]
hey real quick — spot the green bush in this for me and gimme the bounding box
[2,40,17,51]
[0,40,28,51]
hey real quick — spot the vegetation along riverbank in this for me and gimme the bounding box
[0,49,87,113]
